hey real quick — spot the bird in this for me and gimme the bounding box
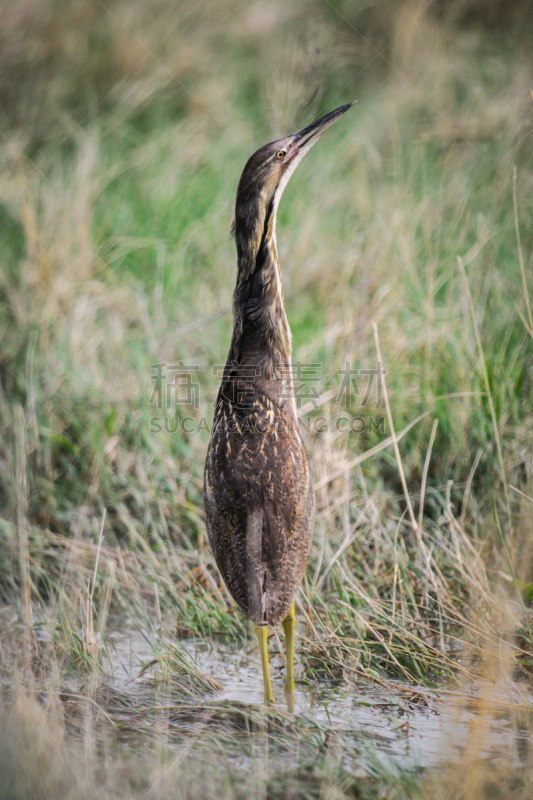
[204,102,354,704]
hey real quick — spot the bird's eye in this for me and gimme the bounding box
[276,150,286,160]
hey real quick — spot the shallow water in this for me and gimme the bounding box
[103,625,532,773]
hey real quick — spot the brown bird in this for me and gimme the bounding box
[204,102,354,703]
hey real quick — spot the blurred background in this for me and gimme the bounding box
[1,1,533,798]
[1,0,533,545]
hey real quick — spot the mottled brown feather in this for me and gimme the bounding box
[203,109,357,627]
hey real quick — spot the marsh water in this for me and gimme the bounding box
[98,624,533,775]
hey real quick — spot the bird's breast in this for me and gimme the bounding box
[203,384,315,627]
[208,387,306,476]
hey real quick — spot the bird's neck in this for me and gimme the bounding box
[230,206,292,380]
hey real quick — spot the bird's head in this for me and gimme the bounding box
[233,102,355,280]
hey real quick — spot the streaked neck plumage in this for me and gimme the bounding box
[230,190,292,382]
[221,102,355,403]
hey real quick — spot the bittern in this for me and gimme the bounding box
[204,102,354,704]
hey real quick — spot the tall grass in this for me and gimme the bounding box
[1,0,533,796]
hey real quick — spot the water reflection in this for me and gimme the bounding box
[103,625,533,772]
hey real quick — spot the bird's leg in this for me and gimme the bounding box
[282,601,296,694]
[255,625,274,703]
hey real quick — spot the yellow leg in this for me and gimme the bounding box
[282,601,296,693]
[255,625,274,703]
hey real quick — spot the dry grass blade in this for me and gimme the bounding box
[419,418,438,529]
[513,166,533,333]
[457,256,513,550]
[372,321,418,535]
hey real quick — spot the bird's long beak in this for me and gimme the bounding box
[285,102,355,162]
